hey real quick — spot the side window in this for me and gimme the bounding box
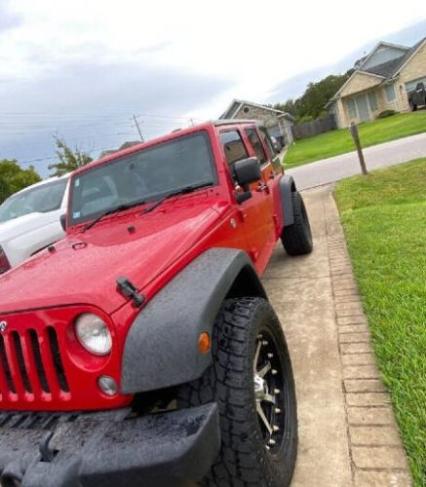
[259,127,275,158]
[385,84,396,102]
[245,128,267,164]
[220,130,248,166]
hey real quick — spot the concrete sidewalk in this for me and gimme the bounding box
[262,187,411,486]
[288,132,426,189]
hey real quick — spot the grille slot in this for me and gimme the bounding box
[0,326,70,403]
[0,335,16,393]
[47,326,70,393]
[11,332,32,393]
[29,329,50,393]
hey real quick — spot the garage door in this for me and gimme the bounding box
[405,77,426,92]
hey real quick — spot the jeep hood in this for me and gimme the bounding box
[0,203,220,315]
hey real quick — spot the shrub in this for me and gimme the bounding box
[377,109,398,119]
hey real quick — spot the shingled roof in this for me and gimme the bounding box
[361,37,426,79]
[326,37,426,107]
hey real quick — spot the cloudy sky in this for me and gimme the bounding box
[0,0,425,176]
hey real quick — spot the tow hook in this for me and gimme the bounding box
[39,432,57,462]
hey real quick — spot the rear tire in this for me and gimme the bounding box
[281,191,313,256]
[178,297,298,487]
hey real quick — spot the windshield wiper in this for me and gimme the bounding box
[142,182,213,215]
[82,183,212,231]
[82,199,146,232]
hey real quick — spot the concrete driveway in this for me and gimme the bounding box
[262,187,411,486]
[288,132,426,189]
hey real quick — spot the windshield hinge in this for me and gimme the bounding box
[116,277,145,307]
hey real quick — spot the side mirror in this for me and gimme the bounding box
[233,157,262,187]
[60,214,67,231]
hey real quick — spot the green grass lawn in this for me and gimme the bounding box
[335,159,426,486]
[285,111,426,168]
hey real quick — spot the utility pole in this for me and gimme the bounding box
[349,122,368,175]
[133,115,144,142]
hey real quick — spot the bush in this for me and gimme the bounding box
[377,109,398,119]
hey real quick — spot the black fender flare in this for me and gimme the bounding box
[279,174,297,227]
[121,248,267,394]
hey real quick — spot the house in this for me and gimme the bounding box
[220,99,295,146]
[327,37,426,128]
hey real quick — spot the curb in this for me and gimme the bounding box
[325,191,412,487]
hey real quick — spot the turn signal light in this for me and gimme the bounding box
[198,332,211,354]
[0,247,11,274]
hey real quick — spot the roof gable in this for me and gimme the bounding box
[220,99,287,119]
[330,70,383,102]
[339,71,383,98]
[360,42,410,70]
[363,55,406,77]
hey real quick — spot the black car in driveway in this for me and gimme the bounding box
[408,82,426,110]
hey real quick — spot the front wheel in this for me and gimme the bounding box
[178,297,298,487]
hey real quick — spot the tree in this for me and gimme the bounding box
[0,160,41,204]
[275,69,354,121]
[48,137,93,177]
[273,99,299,118]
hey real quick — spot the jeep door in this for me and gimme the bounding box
[219,127,275,273]
[241,127,277,266]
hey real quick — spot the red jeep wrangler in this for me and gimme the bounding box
[0,120,312,487]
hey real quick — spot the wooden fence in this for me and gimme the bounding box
[292,114,337,140]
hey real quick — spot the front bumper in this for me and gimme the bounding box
[0,403,220,487]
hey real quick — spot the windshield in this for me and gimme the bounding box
[0,178,68,223]
[69,132,216,225]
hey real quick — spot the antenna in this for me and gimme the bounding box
[132,115,144,142]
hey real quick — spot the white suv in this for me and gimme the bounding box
[0,175,70,274]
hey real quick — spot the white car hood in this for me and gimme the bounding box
[0,212,51,243]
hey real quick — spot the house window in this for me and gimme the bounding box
[220,130,248,166]
[346,99,357,119]
[245,128,268,164]
[385,84,396,102]
[368,92,378,112]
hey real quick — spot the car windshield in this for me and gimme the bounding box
[69,131,216,225]
[0,178,68,223]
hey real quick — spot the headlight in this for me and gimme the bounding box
[75,313,112,356]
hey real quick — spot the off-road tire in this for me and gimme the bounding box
[178,297,297,487]
[281,191,313,256]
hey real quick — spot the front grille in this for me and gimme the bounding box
[0,326,70,405]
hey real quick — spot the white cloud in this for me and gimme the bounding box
[0,0,425,173]
[3,0,425,85]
